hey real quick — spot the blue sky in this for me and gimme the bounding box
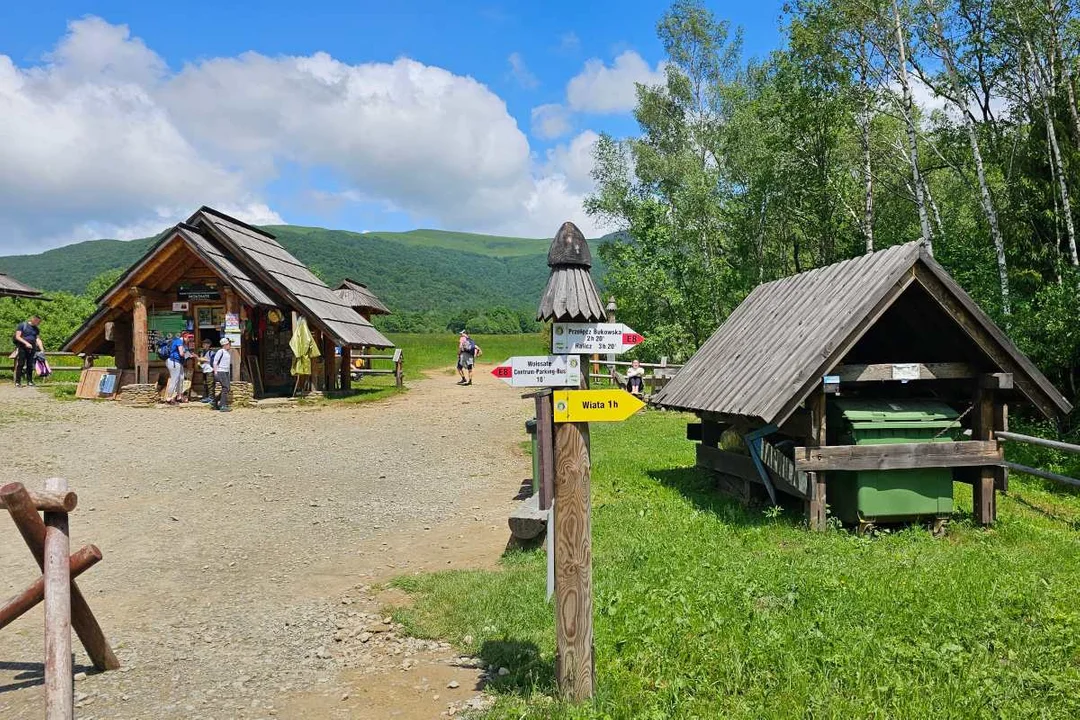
[0,1,785,253]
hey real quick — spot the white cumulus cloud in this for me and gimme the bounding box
[566,50,665,114]
[0,17,604,254]
[531,103,573,140]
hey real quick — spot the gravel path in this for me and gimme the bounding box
[0,369,532,719]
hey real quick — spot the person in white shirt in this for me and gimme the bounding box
[212,337,233,412]
[626,358,645,397]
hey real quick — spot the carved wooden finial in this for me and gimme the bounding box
[547,222,592,269]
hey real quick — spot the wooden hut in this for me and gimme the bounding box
[0,272,43,300]
[63,206,393,401]
[654,241,1072,529]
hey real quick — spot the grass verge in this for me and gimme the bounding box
[392,410,1080,719]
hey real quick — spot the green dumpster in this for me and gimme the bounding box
[525,418,539,495]
[828,399,959,525]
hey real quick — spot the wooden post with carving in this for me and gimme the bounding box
[43,477,72,719]
[537,221,606,702]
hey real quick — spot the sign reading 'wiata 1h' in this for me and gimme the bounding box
[551,322,643,354]
[491,355,582,387]
[553,389,646,423]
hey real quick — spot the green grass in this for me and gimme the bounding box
[392,410,1080,719]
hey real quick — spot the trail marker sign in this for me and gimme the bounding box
[553,389,645,423]
[491,355,581,387]
[552,323,643,354]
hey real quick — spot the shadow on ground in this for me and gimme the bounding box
[648,466,804,527]
[477,639,554,697]
[0,660,98,695]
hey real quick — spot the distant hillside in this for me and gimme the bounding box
[0,224,608,313]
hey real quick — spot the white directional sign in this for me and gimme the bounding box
[491,355,582,387]
[551,322,643,354]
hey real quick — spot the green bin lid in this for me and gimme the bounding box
[834,398,959,428]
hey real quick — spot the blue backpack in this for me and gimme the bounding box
[156,338,173,361]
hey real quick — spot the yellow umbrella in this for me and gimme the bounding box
[289,317,321,377]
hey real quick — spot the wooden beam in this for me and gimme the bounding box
[339,345,352,391]
[980,373,1014,390]
[44,477,73,720]
[535,393,555,511]
[0,490,78,513]
[834,362,976,382]
[994,402,1009,492]
[794,440,1002,472]
[696,444,761,484]
[0,546,101,631]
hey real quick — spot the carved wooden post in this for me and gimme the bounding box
[537,221,606,702]
[223,287,241,381]
[972,387,996,524]
[131,289,149,383]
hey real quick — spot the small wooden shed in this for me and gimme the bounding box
[654,241,1072,529]
[63,206,393,399]
[0,272,43,300]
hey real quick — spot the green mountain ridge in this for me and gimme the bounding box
[0,225,607,315]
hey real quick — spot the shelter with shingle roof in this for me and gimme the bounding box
[655,240,1071,529]
[334,278,391,320]
[0,272,43,300]
[64,206,392,398]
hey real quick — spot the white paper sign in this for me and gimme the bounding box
[491,355,581,387]
[551,322,643,354]
[892,363,920,381]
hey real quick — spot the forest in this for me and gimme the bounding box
[591,0,1080,425]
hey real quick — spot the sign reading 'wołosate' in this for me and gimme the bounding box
[551,323,643,354]
[491,355,582,387]
[552,389,646,423]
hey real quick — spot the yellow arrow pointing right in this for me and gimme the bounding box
[552,389,646,423]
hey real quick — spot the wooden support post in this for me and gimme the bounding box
[806,390,827,531]
[994,402,1009,493]
[393,348,404,388]
[972,388,996,525]
[131,289,149,384]
[322,333,336,392]
[223,288,241,381]
[535,392,555,511]
[1,483,120,671]
[44,477,72,720]
[0,546,102,630]
[340,345,352,391]
[0,489,78,513]
[553,419,594,701]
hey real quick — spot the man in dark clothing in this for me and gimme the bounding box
[13,315,43,387]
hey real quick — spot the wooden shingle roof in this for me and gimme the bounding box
[653,241,1072,424]
[188,207,392,348]
[335,279,391,316]
[0,272,43,299]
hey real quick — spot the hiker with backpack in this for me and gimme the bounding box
[456,330,481,386]
[161,332,192,404]
[12,315,44,387]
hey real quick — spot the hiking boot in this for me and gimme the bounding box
[218,406,231,413]
[466,380,472,386]
[456,379,467,385]
[27,382,35,387]
[14,383,22,388]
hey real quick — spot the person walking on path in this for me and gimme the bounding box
[12,315,44,387]
[165,332,192,405]
[213,337,233,412]
[456,330,481,386]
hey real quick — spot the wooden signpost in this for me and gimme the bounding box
[535,221,645,702]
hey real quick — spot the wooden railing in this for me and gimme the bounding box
[995,430,1080,488]
[588,357,683,395]
[350,348,403,388]
[7,350,86,378]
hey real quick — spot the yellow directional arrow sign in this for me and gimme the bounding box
[552,389,646,423]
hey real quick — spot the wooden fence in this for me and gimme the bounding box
[350,348,403,388]
[588,357,683,396]
[7,351,87,378]
[995,430,1080,488]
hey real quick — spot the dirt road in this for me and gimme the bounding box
[0,369,532,719]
